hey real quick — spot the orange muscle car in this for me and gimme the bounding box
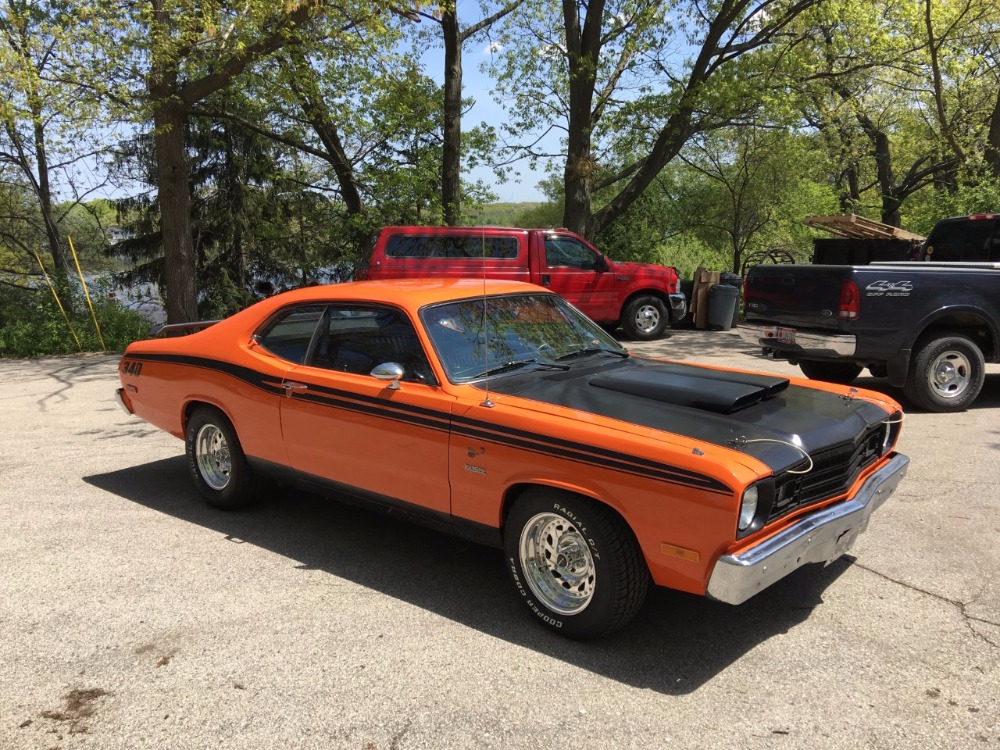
[116,279,908,639]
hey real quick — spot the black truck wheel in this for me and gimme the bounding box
[185,407,258,509]
[504,488,649,639]
[904,333,985,412]
[797,360,863,384]
[622,296,669,340]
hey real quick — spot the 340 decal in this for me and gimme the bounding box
[121,360,143,376]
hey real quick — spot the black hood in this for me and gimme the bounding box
[483,356,893,474]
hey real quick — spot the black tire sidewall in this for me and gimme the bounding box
[184,407,254,509]
[504,491,624,639]
[622,296,667,341]
[908,335,985,412]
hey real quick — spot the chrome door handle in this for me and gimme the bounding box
[282,381,308,392]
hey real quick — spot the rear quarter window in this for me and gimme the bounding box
[384,234,519,259]
[255,305,325,363]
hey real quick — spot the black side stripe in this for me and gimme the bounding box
[127,352,732,495]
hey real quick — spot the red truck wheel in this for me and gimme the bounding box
[622,296,668,340]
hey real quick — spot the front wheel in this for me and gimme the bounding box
[185,407,258,509]
[622,296,669,340]
[904,333,985,412]
[504,488,649,639]
[798,360,863,384]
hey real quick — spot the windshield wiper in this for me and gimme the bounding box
[470,358,570,379]
[556,347,629,362]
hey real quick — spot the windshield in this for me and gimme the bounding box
[420,293,627,383]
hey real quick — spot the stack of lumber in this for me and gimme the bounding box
[804,214,925,242]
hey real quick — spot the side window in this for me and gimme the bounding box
[545,236,598,269]
[384,234,519,259]
[310,306,435,384]
[962,222,995,262]
[256,305,326,363]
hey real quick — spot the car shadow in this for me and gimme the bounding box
[85,456,855,696]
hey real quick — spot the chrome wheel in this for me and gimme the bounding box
[632,304,661,334]
[519,512,596,615]
[928,349,972,400]
[195,423,231,490]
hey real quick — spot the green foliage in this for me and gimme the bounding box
[0,285,150,358]
[902,174,1000,236]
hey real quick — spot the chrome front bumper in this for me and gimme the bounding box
[668,292,687,323]
[737,323,857,358]
[706,453,909,605]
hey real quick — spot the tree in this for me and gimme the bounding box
[490,0,822,241]
[0,0,110,305]
[92,1,404,323]
[676,128,834,272]
[415,1,522,225]
[792,0,1000,225]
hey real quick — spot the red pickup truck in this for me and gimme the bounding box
[355,226,686,340]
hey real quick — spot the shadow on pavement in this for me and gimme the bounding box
[85,456,855,696]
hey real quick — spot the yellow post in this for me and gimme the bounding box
[67,235,107,350]
[31,249,83,351]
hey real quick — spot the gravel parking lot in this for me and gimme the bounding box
[1,330,997,749]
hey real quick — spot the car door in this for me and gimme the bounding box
[540,234,618,320]
[279,303,454,517]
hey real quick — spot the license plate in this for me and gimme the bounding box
[776,327,796,345]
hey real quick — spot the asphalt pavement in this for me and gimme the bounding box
[0,330,997,749]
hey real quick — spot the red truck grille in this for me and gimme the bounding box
[768,422,890,523]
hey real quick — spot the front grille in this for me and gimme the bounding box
[768,423,888,523]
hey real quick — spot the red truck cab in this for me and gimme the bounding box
[356,226,685,340]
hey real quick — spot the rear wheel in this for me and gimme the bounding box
[185,407,258,509]
[504,488,649,639]
[798,360,863,384]
[622,296,668,340]
[904,333,985,412]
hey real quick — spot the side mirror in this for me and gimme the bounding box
[594,254,609,272]
[371,362,405,390]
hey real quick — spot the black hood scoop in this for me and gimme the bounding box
[589,366,789,414]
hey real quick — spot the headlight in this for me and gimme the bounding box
[738,486,759,531]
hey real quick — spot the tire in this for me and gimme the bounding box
[798,360,863,384]
[504,488,649,639]
[622,296,669,340]
[903,333,985,412]
[185,406,258,510]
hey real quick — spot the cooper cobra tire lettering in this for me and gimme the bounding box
[505,488,648,639]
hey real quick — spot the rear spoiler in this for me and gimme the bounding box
[149,320,221,338]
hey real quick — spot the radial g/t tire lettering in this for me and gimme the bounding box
[504,488,649,639]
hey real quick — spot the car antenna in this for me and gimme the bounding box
[480,227,494,408]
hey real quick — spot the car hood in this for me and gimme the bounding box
[610,260,673,279]
[482,357,894,474]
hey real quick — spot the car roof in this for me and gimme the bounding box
[260,278,547,311]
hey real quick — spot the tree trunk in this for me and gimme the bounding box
[441,7,462,226]
[987,88,1000,179]
[153,104,199,323]
[31,114,73,301]
[561,0,603,239]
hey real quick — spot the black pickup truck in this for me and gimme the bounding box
[738,214,1000,412]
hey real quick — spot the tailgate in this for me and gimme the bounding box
[743,264,851,329]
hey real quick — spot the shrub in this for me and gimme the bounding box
[0,286,151,358]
